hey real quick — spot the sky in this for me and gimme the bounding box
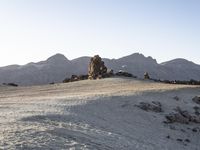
[0,0,200,66]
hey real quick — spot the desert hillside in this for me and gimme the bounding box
[0,77,200,149]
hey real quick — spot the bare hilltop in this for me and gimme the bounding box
[1,77,200,149]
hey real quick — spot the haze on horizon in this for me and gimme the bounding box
[0,0,200,67]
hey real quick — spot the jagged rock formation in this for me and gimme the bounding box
[88,55,107,79]
[63,55,114,83]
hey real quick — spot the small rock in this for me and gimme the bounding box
[192,127,199,132]
[185,139,190,143]
[121,104,129,108]
[192,96,200,105]
[169,126,176,130]
[166,135,170,139]
[193,106,200,116]
[115,71,134,78]
[192,128,198,132]
[176,138,183,142]
[180,129,186,132]
[173,96,180,101]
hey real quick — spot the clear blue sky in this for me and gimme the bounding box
[0,0,199,66]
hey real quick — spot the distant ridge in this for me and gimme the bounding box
[0,53,200,85]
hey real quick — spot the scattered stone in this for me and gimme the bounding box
[174,107,191,119]
[176,138,183,142]
[166,135,170,139]
[78,75,89,80]
[115,70,136,78]
[192,128,198,132]
[193,106,200,116]
[185,139,190,143]
[192,96,200,105]
[173,96,180,101]
[135,101,162,113]
[63,74,89,83]
[169,125,176,130]
[192,127,200,132]
[157,79,200,85]
[175,138,190,146]
[165,113,190,124]
[144,72,150,79]
[165,106,200,124]
[3,83,18,87]
[121,103,129,108]
[180,129,186,133]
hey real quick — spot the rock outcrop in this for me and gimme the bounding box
[88,55,108,79]
[63,74,88,83]
[63,55,114,83]
[135,101,163,113]
[164,106,200,124]
[116,70,136,78]
[144,72,150,79]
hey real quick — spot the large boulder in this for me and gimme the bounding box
[88,55,108,79]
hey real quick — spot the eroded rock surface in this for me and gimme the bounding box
[88,55,108,79]
[165,107,200,124]
[135,101,163,113]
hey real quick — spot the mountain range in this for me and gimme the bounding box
[0,53,200,85]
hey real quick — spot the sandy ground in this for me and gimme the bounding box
[0,77,200,150]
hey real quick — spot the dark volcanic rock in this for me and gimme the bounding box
[173,96,180,101]
[165,113,190,124]
[115,71,136,78]
[3,83,18,87]
[192,96,200,104]
[135,101,162,113]
[192,127,200,132]
[165,107,200,124]
[63,74,89,83]
[193,106,200,116]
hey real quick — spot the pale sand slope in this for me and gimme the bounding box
[0,77,200,150]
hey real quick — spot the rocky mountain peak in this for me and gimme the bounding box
[46,53,69,63]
